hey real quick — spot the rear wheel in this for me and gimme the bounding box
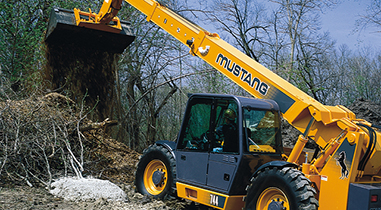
[244,167,318,210]
[135,144,176,199]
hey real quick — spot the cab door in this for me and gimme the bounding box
[207,153,239,191]
[206,98,240,192]
[176,96,241,192]
[176,97,213,185]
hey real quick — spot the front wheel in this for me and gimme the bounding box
[135,144,176,199]
[244,167,318,210]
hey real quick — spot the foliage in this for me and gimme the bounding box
[0,0,98,91]
[0,0,47,90]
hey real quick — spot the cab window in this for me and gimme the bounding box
[244,108,279,153]
[177,98,239,154]
[177,99,212,151]
[212,100,238,154]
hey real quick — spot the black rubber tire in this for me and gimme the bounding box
[135,144,176,199]
[244,167,319,210]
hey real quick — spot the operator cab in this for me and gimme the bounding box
[176,93,283,195]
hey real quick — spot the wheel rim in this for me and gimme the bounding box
[257,187,290,210]
[143,159,168,195]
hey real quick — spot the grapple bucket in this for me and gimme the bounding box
[45,8,135,53]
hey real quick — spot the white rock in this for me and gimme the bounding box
[50,177,127,202]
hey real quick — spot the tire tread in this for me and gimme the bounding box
[135,144,176,199]
[244,166,319,210]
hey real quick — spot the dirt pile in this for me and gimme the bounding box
[0,92,165,209]
[282,98,381,148]
[43,41,120,123]
[0,92,211,209]
[0,92,79,186]
[82,129,140,184]
[347,98,381,125]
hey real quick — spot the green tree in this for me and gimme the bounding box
[0,0,95,92]
[0,0,49,91]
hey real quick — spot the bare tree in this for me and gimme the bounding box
[206,0,269,62]
[264,0,338,103]
[295,31,336,103]
[357,0,381,31]
[0,91,88,187]
[338,47,381,104]
[116,2,191,151]
[269,0,338,78]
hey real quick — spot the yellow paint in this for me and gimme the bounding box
[73,1,122,33]
[318,134,364,209]
[176,182,245,210]
[249,145,276,153]
[143,160,167,195]
[257,187,290,210]
[287,135,308,163]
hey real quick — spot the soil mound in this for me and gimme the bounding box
[347,98,381,125]
[282,98,381,148]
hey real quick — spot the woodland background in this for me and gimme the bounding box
[1,0,381,154]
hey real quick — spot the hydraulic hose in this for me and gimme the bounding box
[372,124,381,130]
[357,123,377,171]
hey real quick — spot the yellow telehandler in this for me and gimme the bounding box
[45,1,381,209]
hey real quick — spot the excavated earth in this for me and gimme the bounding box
[1,98,380,210]
[282,98,381,148]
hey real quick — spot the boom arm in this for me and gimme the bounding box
[97,0,123,23]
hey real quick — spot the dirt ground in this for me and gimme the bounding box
[0,182,213,210]
[1,98,380,210]
[0,184,191,210]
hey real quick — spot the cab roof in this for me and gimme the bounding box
[189,93,280,111]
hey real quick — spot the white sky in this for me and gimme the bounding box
[321,0,381,48]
